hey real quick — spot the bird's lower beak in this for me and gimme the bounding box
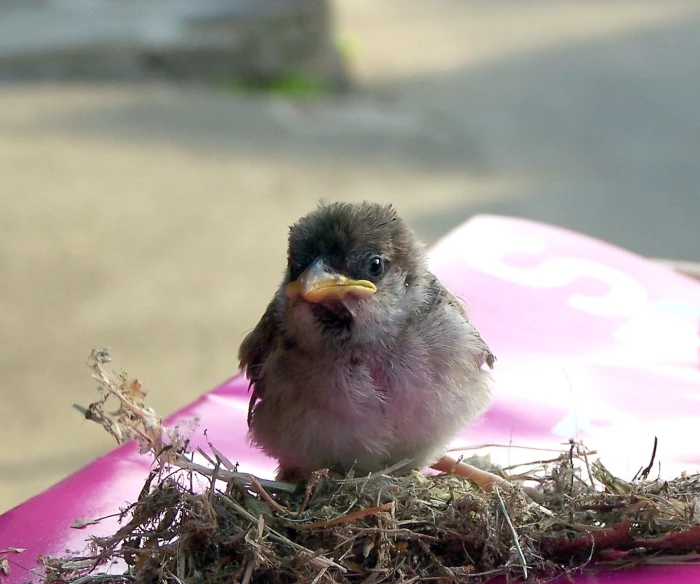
[285,261,376,303]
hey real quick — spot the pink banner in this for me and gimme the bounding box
[2,215,699,583]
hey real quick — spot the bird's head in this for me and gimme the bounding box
[280,202,427,348]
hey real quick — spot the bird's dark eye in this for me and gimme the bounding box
[367,255,385,279]
[288,258,305,282]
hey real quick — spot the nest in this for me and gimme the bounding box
[40,350,700,583]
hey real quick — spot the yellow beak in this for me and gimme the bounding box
[285,261,377,303]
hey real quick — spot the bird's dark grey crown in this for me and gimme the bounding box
[286,201,421,282]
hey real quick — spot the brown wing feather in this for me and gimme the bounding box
[238,298,281,426]
[429,274,496,370]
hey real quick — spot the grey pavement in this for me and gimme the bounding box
[1,0,700,513]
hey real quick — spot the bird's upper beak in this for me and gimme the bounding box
[285,260,376,303]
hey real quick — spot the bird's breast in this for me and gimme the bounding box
[318,357,388,415]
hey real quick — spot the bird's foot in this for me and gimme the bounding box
[431,455,512,492]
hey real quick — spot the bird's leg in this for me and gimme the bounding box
[276,466,345,483]
[276,466,309,483]
[431,455,512,492]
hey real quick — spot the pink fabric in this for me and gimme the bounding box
[2,215,699,583]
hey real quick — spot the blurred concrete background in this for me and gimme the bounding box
[2,0,700,513]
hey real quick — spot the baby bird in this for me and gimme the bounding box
[239,202,497,485]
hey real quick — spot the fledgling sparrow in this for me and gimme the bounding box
[239,202,496,484]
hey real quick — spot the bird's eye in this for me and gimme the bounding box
[367,255,385,278]
[288,259,305,281]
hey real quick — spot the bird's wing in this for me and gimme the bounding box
[239,297,281,426]
[429,274,496,370]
